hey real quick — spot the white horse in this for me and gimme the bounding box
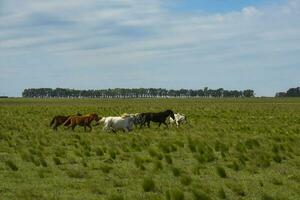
[169,113,187,127]
[121,113,144,127]
[100,115,135,133]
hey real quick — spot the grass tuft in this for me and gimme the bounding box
[216,166,227,178]
[192,189,212,200]
[142,177,155,192]
[180,174,192,186]
[172,167,181,177]
[165,154,173,164]
[217,187,226,199]
[262,193,275,200]
[108,193,124,200]
[66,166,88,178]
[95,147,104,156]
[6,159,18,171]
[226,182,245,197]
[53,157,62,165]
[172,189,185,200]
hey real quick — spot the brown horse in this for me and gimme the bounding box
[63,113,101,132]
[50,113,82,131]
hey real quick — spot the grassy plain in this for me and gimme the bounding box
[0,98,299,200]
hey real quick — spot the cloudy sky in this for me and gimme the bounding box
[0,0,299,97]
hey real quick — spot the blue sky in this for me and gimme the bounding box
[0,0,299,97]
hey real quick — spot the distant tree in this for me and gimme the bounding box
[275,92,286,97]
[22,87,255,98]
[286,87,300,97]
[275,87,300,97]
[243,89,255,98]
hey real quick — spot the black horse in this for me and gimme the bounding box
[140,109,175,128]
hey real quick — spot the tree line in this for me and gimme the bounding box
[22,88,255,98]
[275,87,300,97]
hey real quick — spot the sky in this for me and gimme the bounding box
[0,0,299,97]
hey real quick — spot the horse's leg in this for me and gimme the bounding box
[87,124,92,132]
[147,121,150,128]
[71,125,76,131]
[124,127,129,133]
[111,127,116,133]
[158,122,162,127]
[163,122,169,128]
[53,123,58,131]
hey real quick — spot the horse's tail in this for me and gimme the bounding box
[63,117,72,127]
[50,117,56,127]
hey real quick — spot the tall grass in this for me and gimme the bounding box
[0,98,299,200]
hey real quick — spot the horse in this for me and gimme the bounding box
[169,113,187,127]
[139,109,175,128]
[63,113,101,132]
[121,113,144,127]
[100,115,135,133]
[50,113,82,131]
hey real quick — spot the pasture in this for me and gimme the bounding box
[0,98,299,200]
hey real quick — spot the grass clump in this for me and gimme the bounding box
[262,193,276,200]
[272,153,282,163]
[217,187,226,199]
[66,166,88,178]
[172,167,181,177]
[253,153,271,168]
[142,177,155,192]
[226,181,245,197]
[109,150,117,159]
[134,156,146,170]
[171,189,185,200]
[53,157,62,165]
[165,154,173,164]
[20,151,34,163]
[159,142,171,153]
[227,160,240,171]
[192,189,212,200]
[6,159,18,171]
[180,174,192,186]
[100,164,113,173]
[271,178,283,186]
[153,160,163,171]
[39,157,48,167]
[216,166,227,178]
[108,193,124,200]
[95,147,104,156]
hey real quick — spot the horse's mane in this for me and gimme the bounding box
[121,113,131,118]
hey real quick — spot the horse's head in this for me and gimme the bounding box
[166,109,175,120]
[91,114,101,126]
[90,114,100,121]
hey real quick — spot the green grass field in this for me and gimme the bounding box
[0,98,300,200]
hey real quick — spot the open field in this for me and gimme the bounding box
[0,98,300,200]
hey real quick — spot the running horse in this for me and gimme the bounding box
[139,109,175,128]
[50,113,82,131]
[63,113,101,132]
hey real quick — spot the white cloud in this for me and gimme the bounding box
[242,6,260,16]
[0,0,299,96]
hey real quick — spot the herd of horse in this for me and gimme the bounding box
[50,109,187,133]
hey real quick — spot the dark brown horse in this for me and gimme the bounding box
[50,113,81,131]
[63,113,101,132]
[140,109,175,128]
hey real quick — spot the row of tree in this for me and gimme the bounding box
[275,87,300,97]
[22,88,255,98]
